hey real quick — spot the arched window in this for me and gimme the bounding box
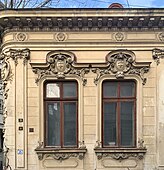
[44,80,78,148]
[102,80,136,147]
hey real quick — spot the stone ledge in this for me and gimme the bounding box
[35,148,87,161]
[94,148,147,161]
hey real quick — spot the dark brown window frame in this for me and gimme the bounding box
[102,80,137,148]
[44,80,78,148]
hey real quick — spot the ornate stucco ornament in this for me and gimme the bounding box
[3,144,12,170]
[94,140,102,149]
[152,48,164,65]
[92,50,151,85]
[30,51,90,86]
[114,32,125,41]
[0,53,13,83]
[9,48,30,65]
[158,32,164,42]
[44,152,85,162]
[35,141,87,161]
[0,48,30,126]
[0,51,13,100]
[15,32,28,42]
[79,141,86,149]
[0,48,30,97]
[138,138,146,149]
[96,152,146,161]
[94,139,147,161]
[55,32,68,42]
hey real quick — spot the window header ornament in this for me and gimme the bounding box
[30,51,90,86]
[92,50,151,85]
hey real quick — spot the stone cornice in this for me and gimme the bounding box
[0,9,164,34]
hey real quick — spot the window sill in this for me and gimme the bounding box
[94,148,147,161]
[35,147,87,161]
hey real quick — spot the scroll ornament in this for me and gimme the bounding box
[152,48,164,65]
[0,52,13,100]
[96,152,146,161]
[94,139,147,161]
[0,48,30,99]
[9,48,30,65]
[92,51,151,85]
[31,52,90,86]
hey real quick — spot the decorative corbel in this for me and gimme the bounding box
[152,48,164,65]
[91,50,151,85]
[30,51,90,86]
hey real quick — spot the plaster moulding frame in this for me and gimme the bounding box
[35,76,87,161]
[31,51,88,161]
[92,50,150,161]
[94,75,146,161]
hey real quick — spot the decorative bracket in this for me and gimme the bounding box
[152,48,164,65]
[30,51,90,85]
[91,50,151,85]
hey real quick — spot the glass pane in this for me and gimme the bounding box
[103,102,117,146]
[63,102,77,146]
[63,82,77,98]
[120,82,135,97]
[46,83,60,98]
[103,82,118,97]
[47,102,60,146]
[120,101,134,146]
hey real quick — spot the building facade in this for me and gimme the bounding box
[0,8,164,170]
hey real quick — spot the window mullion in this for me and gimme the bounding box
[61,83,63,148]
[117,101,120,147]
[45,101,48,146]
[60,101,63,148]
[117,82,120,147]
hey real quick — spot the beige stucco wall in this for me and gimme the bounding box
[1,30,164,170]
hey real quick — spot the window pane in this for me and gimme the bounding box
[63,82,77,98]
[46,83,60,98]
[63,102,77,146]
[120,102,134,146]
[47,102,60,146]
[120,82,135,97]
[103,102,117,146]
[103,82,118,97]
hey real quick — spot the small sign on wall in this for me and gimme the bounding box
[17,149,23,155]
